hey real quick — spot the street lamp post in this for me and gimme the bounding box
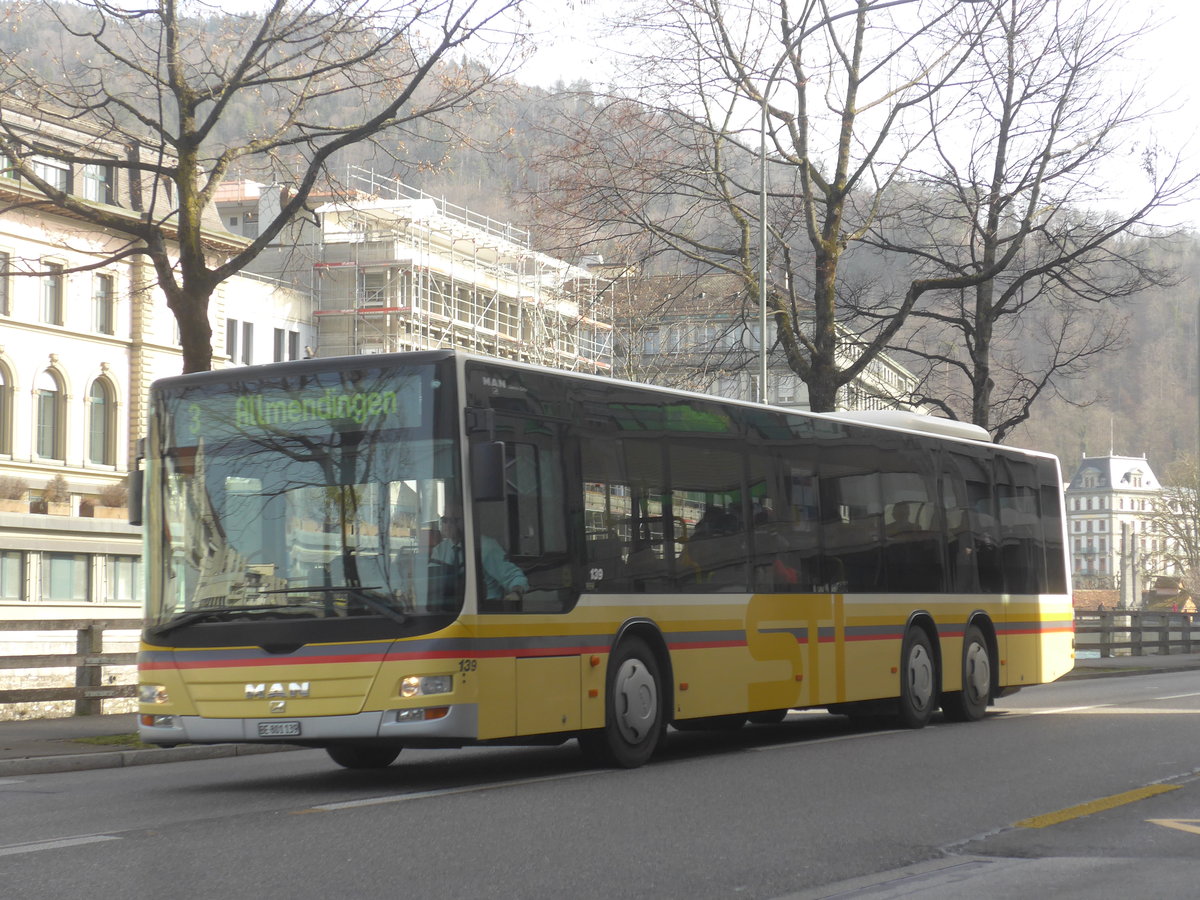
[758,102,769,404]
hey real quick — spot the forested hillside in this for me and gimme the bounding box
[1011,233,1200,475]
[2,1,1196,477]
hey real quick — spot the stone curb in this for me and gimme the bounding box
[0,742,302,777]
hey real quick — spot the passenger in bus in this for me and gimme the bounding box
[431,504,529,607]
[886,501,920,537]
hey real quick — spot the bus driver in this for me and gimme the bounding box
[431,503,529,607]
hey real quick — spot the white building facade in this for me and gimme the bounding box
[1064,454,1181,606]
[0,103,312,620]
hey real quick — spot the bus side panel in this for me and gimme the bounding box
[516,656,581,735]
[473,655,517,740]
[672,646,767,719]
[1001,594,1075,688]
[744,592,832,712]
[838,598,906,705]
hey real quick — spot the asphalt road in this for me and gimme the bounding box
[2,670,1198,899]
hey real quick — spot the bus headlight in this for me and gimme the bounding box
[139,684,170,704]
[399,675,452,698]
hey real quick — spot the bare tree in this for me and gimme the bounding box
[863,0,1195,440]
[1148,454,1200,596]
[0,0,527,372]
[532,0,1004,411]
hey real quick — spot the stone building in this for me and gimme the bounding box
[1064,453,1183,607]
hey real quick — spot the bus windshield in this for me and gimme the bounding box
[145,362,462,636]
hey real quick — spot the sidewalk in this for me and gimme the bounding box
[2,653,1199,777]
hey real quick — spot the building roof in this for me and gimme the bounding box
[1065,455,1161,493]
[610,272,758,320]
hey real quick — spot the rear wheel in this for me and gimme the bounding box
[942,624,991,722]
[898,627,936,729]
[326,745,402,769]
[578,636,664,768]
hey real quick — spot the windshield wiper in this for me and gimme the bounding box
[149,606,251,637]
[257,584,408,624]
[149,600,354,637]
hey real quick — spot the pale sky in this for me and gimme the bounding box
[517,0,1200,227]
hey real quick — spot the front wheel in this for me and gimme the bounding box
[898,627,936,729]
[578,636,664,768]
[326,745,402,769]
[942,624,992,722]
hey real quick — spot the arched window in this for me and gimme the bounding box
[35,369,64,460]
[88,379,115,465]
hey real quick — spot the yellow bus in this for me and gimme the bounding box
[135,351,1074,769]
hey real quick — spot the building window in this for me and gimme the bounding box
[288,330,300,361]
[102,555,142,603]
[0,551,22,601]
[93,273,115,334]
[0,249,10,315]
[31,154,70,192]
[42,553,90,602]
[241,321,254,365]
[35,369,64,459]
[88,379,115,465]
[81,162,115,204]
[227,318,238,361]
[273,327,286,362]
[40,262,64,325]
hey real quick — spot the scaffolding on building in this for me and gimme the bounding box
[311,167,612,373]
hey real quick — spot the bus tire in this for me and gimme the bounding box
[326,745,402,769]
[941,624,991,722]
[898,627,936,729]
[578,636,664,768]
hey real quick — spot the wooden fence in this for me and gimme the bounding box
[0,619,141,715]
[0,611,1197,717]
[1073,609,1199,658]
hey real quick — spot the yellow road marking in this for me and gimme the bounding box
[1015,784,1179,829]
[1148,819,1200,836]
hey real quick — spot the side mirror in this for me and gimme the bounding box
[128,469,144,526]
[470,441,506,502]
[128,437,145,526]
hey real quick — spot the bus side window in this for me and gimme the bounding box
[1039,458,1068,593]
[484,421,578,613]
[819,448,883,592]
[672,442,748,593]
[941,456,981,593]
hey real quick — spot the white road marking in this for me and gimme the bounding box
[1002,706,1200,716]
[311,768,605,811]
[0,834,120,857]
[1155,691,1200,701]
